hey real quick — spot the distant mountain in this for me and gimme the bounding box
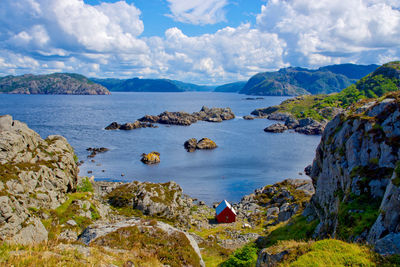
[0,73,110,95]
[319,63,379,79]
[214,81,246,92]
[91,77,214,92]
[239,64,379,96]
[171,80,214,92]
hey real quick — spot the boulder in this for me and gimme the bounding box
[264,123,288,133]
[141,152,160,164]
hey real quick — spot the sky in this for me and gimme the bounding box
[0,0,400,84]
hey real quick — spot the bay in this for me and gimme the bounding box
[0,92,320,204]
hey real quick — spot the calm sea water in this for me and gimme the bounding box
[0,92,320,204]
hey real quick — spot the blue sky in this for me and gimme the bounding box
[0,0,400,84]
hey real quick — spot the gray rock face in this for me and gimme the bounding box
[305,97,400,254]
[0,115,78,244]
[235,179,314,225]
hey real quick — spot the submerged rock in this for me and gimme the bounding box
[141,151,160,164]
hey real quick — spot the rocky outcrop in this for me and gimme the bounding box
[305,95,400,254]
[0,73,110,95]
[79,218,205,267]
[264,123,288,133]
[235,179,314,226]
[105,121,157,130]
[138,106,235,126]
[0,115,78,244]
[141,151,160,164]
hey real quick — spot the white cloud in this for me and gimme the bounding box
[143,24,287,83]
[1,0,400,83]
[166,0,228,25]
[256,0,400,66]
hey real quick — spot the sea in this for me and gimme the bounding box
[0,92,321,204]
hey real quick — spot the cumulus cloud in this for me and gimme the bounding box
[166,0,228,25]
[256,0,400,66]
[144,24,287,83]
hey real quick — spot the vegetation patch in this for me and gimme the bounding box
[219,243,258,267]
[286,239,376,266]
[336,192,381,240]
[76,177,94,193]
[260,215,319,248]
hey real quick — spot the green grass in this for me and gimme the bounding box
[288,239,376,266]
[76,177,94,193]
[261,215,319,248]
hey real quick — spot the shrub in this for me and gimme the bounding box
[220,243,258,267]
[76,177,93,193]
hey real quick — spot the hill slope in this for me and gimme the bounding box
[0,73,110,95]
[240,64,379,96]
[92,77,214,92]
[214,81,246,93]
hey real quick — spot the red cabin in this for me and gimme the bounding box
[215,200,236,223]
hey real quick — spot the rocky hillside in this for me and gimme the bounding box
[0,115,78,244]
[240,64,378,96]
[250,62,400,136]
[0,73,110,95]
[304,92,400,254]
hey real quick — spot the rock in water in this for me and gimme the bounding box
[141,151,160,164]
[138,106,235,126]
[264,123,288,133]
[184,138,198,152]
[243,115,254,120]
[0,115,78,244]
[196,138,217,150]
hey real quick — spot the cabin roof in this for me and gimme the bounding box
[216,199,236,216]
